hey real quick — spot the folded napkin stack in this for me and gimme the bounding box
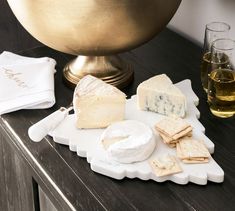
[0,51,56,115]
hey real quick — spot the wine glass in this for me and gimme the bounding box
[200,22,230,92]
[207,38,235,118]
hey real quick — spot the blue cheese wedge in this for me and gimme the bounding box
[137,74,187,117]
[73,75,126,129]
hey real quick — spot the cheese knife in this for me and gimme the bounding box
[28,105,73,142]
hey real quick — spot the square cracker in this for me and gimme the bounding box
[150,155,182,177]
[168,143,176,148]
[155,117,191,137]
[159,132,173,144]
[159,130,192,147]
[176,139,210,160]
[182,158,209,164]
[171,126,193,140]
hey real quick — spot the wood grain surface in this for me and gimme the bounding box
[0,0,235,210]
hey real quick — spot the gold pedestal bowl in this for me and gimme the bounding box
[7,0,181,88]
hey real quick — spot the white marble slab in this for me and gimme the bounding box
[50,80,224,185]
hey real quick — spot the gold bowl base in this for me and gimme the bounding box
[63,55,134,89]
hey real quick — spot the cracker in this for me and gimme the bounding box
[168,143,176,148]
[176,142,184,158]
[156,118,194,149]
[171,126,193,140]
[182,158,209,164]
[186,132,192,137]
[149,155,182,177]
[178,139,210,159]
[159,132,173,144]
[169,140,178,144]
[176,139,210,164]
[159,131,189,144]
[155,117,191,137]
[159,133,177,148]
[159,133,191,149]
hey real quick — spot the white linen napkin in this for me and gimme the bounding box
[0,51,56,115]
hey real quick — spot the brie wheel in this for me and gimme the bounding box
[100,120,156,163]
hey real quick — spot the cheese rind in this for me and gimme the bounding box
[73,75,126,129]
[100,120,156,163]
[137,74,187,117]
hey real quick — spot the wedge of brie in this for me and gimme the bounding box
[137,74,187,118]
[100,120,156,163]
[73,75,126,129]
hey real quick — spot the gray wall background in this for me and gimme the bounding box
[168,0,235,46]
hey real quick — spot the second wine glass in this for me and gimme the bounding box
[200,22,231,92]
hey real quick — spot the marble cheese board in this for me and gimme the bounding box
[49,79,224,185]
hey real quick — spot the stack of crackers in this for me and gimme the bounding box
[155,117,193,148]
[149,117,211,177]
[176,138,210,163]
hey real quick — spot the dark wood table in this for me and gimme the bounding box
[1,1,235,210]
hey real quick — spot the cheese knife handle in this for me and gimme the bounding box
[28,107,70,142]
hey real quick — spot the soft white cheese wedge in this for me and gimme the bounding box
[137,74,187,118]
[73,75,126,129]
[100,120,156,163]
